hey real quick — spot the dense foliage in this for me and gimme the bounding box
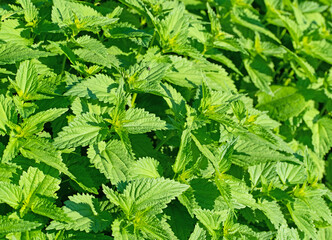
[0,0,332,239]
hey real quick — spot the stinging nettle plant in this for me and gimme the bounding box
[0,0,332,239]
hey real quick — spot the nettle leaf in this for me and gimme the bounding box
[111,218,137,240]
[10,60,39,100]
[307,196,332,225]
[0,43,53,65]
[0,216,41,235]
[31,197,69,221]
[231,7,280,43]
[276,162,307,185]
[287,199,317,239]
[256,86,307,121]
[248,162,277,187]
[303,40,332,65]
[0,95,17,135]
[121,108,167,134]
[0,19,32,45]
[54,113,108,149]
[130,157,162,179]
[258,199,287,229]
[312,117,332,158]
[71,97,112,116]
[65,74,118,104]
[193,209,227,239]
[18,0,39,24]
[189,224,207,240]
[20,137,72,178]
[17,166,61,217]
[225,177,257,209]
[161,83,187,121]
[19,166,60,200]
[47,193,113,233]
[0,182,23,209]
[21,108,68,135]
[103,178,189,216]
[52,0,117,35]
[276,224,300,240]
[244,56,274,95]
[232,134,297,167]
[87,140,134,185]
[1,136,22,163]
[140,215,178,240]
[285,48,316,82]
[126,60,170,95]
[0,163,16,183]
[148,2,189,51]
[74,35,120,69]
[173,129,194,174]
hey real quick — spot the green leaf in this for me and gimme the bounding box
[122,108,167,134]
[276,224,300,240]
[0,182,23,209]
[74,35,120,69]
[19,166,60,200]
[232,134,298,167]
[139,215,177,240]
[0,95,17,135]
[173,129,194,174]
[18,0,38,24]
[2,136,23,163]
[65,74,118,104]
[284,48,316,82]
[20,137,72,178]
[287,199,317,239]
[130,157,161,179]
[47,193,113,233]
[111,218,137,240]
[0,163,16,183]
[307,196,332,225]
[312,117,332,158]
[303,40,332,65]
[225,177,257,209]
[193,209,227,239]
[52,0,117,34]
[248,162,277,187]
[54,113,108,149]
[126,60,170,95]
[31,197,69,221]
[0,216,41,234]
[20,108,67,136]
[276,162,307,185]
[87,140,134,185]
[148,3,189,51]
[258,199,287,228]
[104,178,189,216]
[161,83,187,121]
[244,56,273,95]
[232,7,280,43]
[0,43,53,65]
[189,224,207,240]
[257,86,307,121]
[65,155,106,194]
[11,60,39,100]
[256,86,307,121]
[127,178,188,213]
[0,19,32,45]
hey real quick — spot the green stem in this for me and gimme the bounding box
[131,93,137,108]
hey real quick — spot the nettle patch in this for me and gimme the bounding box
[0,0,332,239]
